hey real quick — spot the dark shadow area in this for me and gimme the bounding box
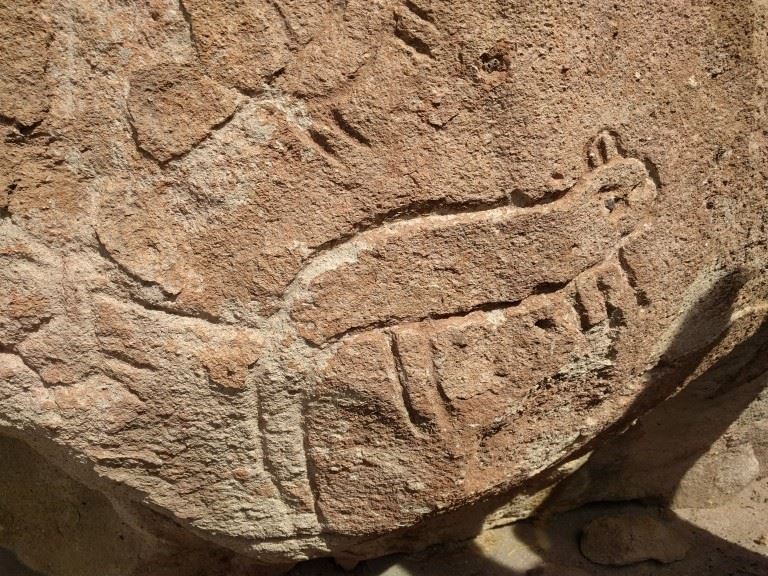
[292,499,768,575]
[0,548,44,576]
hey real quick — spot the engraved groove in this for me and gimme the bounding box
[267,0,298,43]
[618,247,651,307]
[331,109,371,147]
[256,387,286,503]
[305,196,510,258]
[101,349,158,372]
[0,345,45,383]
[596,275,626,328]
[387,331,428,431]
[301,396,327,526]
[570,289,594,332]
[177,0,199,57]
[96,291,226,327]
[394,18,434,58]
[127,104,241,167]
[123,294,226,325]
[307,127,339,158]
[0,114,43,134]
[320,282,568,346]
[95,232,174,297]
[403,0,434,23]
[428,339,455,414]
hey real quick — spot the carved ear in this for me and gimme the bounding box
[588,130,622,167]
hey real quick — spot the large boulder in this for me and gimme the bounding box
[0,0,766,571]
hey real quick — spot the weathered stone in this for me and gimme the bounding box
[0,0,766,571]
[0,0,51,127]
[580,509,690,566]
[127,62,240,163]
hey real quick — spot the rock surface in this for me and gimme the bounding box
[0,0,766,570]
[580,510,690,566]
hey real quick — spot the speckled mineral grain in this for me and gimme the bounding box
[0,0,766,574]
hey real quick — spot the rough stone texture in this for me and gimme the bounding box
[537,304,768,517]
[579,509,690,565]
[0,0,766,571]
[0,435,295,576]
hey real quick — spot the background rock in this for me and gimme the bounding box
[0,0,766,572]
[579,509,690,566]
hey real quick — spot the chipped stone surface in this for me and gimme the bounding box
[0,0,766,570]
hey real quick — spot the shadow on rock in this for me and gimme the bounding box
[290,268,768,575]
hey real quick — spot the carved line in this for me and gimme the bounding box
[0,316,55,385]
[323,282,569,346]
[393,16,433,58]
[94,232,175,298]
[93,235,228,326]
[125,293,226,325]
[267,0,299,43]
[0,114,44,139]
[428,338,456,415]
[305,195,510,259]
[618,247,651,307]
[300,396,327,526]
[595,273,626,329]
[177,0,199,58]
[403,0,434,24]
[101,349,157,373]
[306,127,343,165]
[90,294,229,362]
[0,345,45,383]
[126,102,242,167]
[125,108,162,164]
[255,387,285,503]
[280,151,645,318]
[569,287,594,331]
[387,331,429,432]
[255,385,318,514]
[331,109,371,147]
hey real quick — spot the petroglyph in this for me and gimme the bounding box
[0,124,671,548]
[293,132,671,532]
[1,0,764,568]
[287,131,658,345]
